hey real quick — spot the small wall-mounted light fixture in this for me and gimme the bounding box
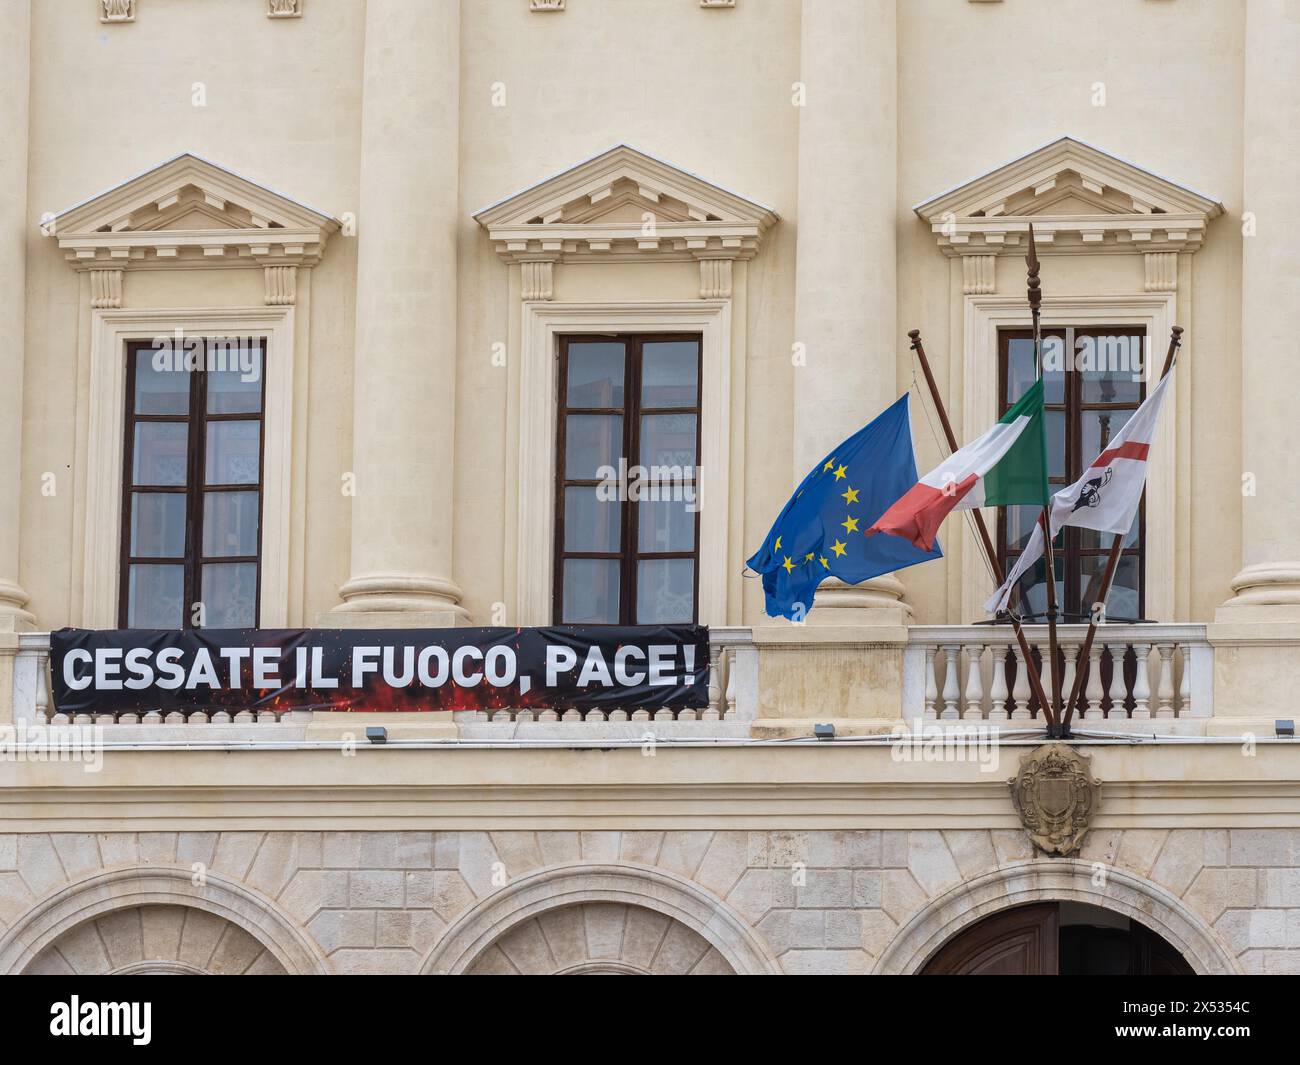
[1276,720,1295,739]
[366,726,388,744]
[813,723,835,741]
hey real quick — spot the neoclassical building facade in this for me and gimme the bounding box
[1,0,1298,975]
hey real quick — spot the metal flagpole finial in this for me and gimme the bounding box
[1025,223,1042,317]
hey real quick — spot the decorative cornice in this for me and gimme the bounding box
[475,144,778,273]
[47,153,339,273]
[520,260,554,301]
[916,136,1223,258]
[1144,250,1178,292]
[961,253,995,294]
[267,0,302,17]
[88,268,123,309]
[100,0,135,23]
[529,0,565,10]
[264,264,297,305]
[698,257,733,298]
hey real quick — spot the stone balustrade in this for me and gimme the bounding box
[903,623,1213,731]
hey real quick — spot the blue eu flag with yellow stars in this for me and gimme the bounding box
[746,394,941,620]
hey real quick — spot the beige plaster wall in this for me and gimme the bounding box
[9,0,1253,633]
[897,0,1245,624]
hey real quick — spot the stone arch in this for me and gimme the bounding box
[466,900,735,975]
[24,905,287,975]
[0,866,329,975]
[420,862,781,975]
[874,858,1241,975]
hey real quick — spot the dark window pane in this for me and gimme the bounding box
[1006,338,1036,403]
[1078,333,1145,403]
[130,493,186,557]
[1082,407,1136,466]
[641,341,699,407]
[207,345,264,414]
[636,558,694,623]
[1081,554,1140,621]
[205,421,262,485]
[564,414,621,479]
[202,491,260,557]
[561,559,619,623]
[639,413,697,469]
[128,564,184,628]
[201,562,258,628]
[566,342,625,408]
[1004,505,1055,551]
[133,422,189,486]
[1046,410,1065,479]
[1040,334,1066,404]
[563,486,620,552]
[637,497,695,552]
[134,355,190,415]
[1008,336,1066,404]
[1009,554,1064,621]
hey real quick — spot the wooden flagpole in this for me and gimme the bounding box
[1060,325,1183,734]
[907,329,1058,731]
[1025,224,1064,736]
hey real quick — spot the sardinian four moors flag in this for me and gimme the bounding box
[985,371,1173,614]
[867,378,1049,550]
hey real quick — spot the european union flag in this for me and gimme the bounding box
[747,394,942,620]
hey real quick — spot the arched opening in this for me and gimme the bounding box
[920,901,1196,975]
[875,859,1239,975]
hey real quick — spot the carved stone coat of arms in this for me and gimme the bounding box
[1008,744,1101,856]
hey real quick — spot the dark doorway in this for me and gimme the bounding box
[920,901,1195,975]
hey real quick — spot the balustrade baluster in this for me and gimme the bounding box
[923,646,938,721]
[1131,643,1152,719]
[1155,643,1176,718]
[963,645,985,721]
[988,645,1009,722]
[1010,644,1031,721]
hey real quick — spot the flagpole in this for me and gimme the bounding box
[1025,224,1065,736]
[907,329,1058,731]
[1061,325,1183,734]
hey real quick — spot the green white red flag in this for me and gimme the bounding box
[867,379,1049,551]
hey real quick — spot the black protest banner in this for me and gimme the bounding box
[51,625,709,715]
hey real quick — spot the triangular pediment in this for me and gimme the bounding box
[474,144,779,262]
[914,136,1223,255]
[50,153,340,268]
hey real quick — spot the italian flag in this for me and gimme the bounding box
[867,378,1049,550]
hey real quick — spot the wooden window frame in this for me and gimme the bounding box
[119,339,267,629]
[996,325,1146,622]
[553,333,703,625]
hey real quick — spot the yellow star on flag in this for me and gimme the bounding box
[841,486,860,505]
[774,535,782,550]
[833,464,848,480]
[819,557,830,569]
[841,515,860,534]
[831,539,847,557]
[823,458,835,472]
[804,552,815,562]
[782,556,795,573]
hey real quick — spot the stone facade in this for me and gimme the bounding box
[2,0,1299,978]
[2,828,1295,975]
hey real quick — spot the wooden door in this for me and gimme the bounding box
[920,903,1059,975]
